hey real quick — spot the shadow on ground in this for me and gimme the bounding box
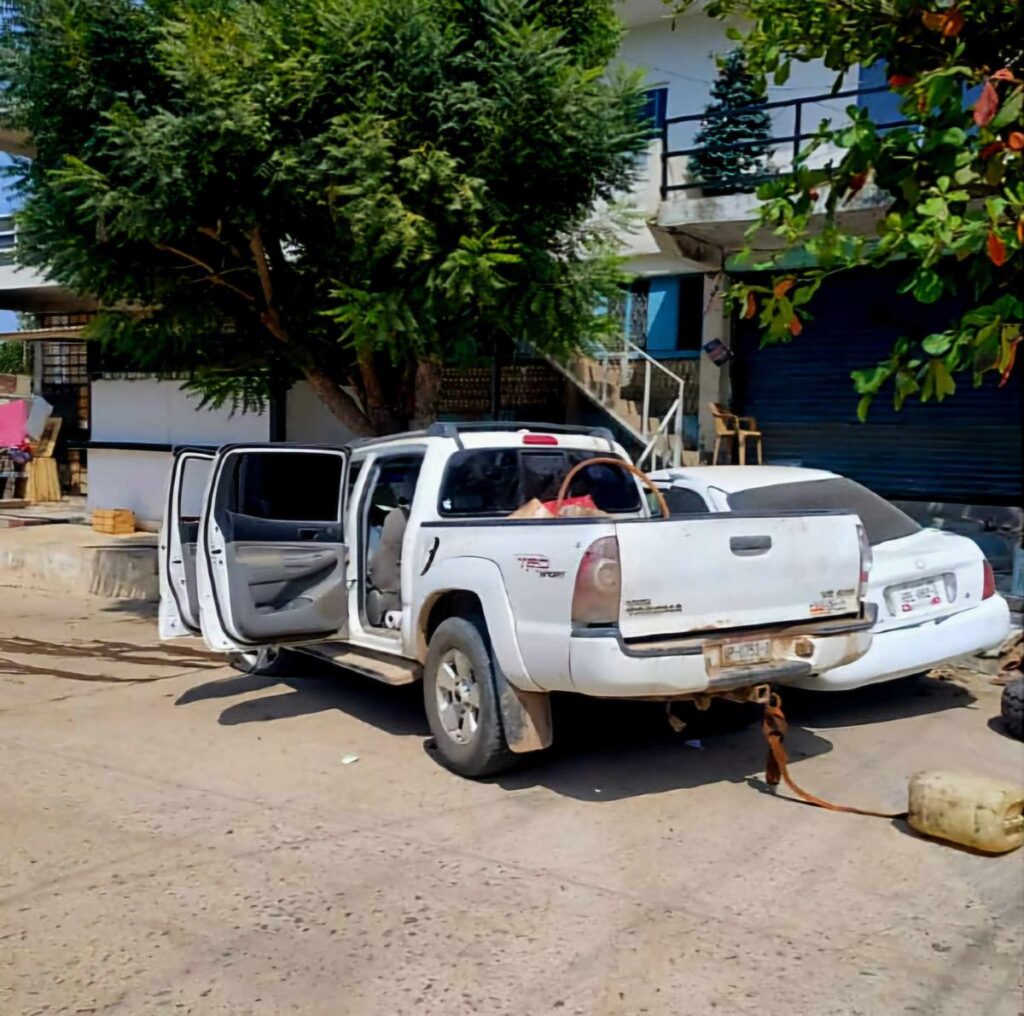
[175,657,980,802]
[0,635,224,683]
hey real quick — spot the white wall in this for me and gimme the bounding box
[91,377,271,445]
[89,378,270,524]
[284,380,357,445]
[88,378,359,524]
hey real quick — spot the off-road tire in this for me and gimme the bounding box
[423,617,516,778]
[1000,677,1024,741]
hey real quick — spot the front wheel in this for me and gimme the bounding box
[228,646,293,677]
[423,617,516,778]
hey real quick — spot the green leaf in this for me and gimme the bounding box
[911,269,944,304]
[856,394,872,422]
[990,90,1023,131]
[773,61,791,86]
[922,331,954,355]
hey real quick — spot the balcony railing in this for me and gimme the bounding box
[0,214,16,266]
[659,85,909,198]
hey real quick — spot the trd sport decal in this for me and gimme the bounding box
[516,555,565,579]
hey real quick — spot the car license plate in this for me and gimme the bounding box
[887,577,944,615]
[721,638,772,666]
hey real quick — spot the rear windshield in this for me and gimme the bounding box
[439,449,642,517]
[726,477,920,545]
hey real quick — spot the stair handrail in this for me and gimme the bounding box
[636,392,682,469]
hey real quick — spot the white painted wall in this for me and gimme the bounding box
[91,377,271,446]
[88,378,361,523]
[284,380,356,445]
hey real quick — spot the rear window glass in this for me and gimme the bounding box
[662,486,711,515]
[726,477,920,545]
[233,452,342,522]
[439,449,641,516]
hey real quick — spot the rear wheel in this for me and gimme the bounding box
[423,617,515,778]
[1001,677,1024,741]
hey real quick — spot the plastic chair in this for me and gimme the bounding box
[709,402,763,465]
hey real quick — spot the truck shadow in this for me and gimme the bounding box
[176,660,976,800]
[496,674,976,801]
[179,654,429,738]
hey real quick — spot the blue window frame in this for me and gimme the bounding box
[641,87,668,134]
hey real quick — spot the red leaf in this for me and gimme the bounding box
[787,316,803,337]
[1008,132,1024,151]
[808,187,820,201]
[1018,217,1024,244]
[973,82,1000,126]
[847,170,869,196]
[987,231,1008,267]
[992,69,1015,81]
[888,74,915,88]
[921,10,945,31]
[980,140,1005,159]
[773,277,795,298]
[999,338,1021,388]
[742,292,757,319]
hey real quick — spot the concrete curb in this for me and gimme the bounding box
[0,526,159,601]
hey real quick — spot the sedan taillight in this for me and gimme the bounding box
[982,560,996,600]
[571,536,621,626]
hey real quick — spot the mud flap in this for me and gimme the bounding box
[493,656,552,754]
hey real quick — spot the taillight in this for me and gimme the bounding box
[982,560,996,600]
[856,524,872,597]
[571,536,621,626]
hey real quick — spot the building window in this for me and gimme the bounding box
[676,275,704,354]
[640,86,668,134]
[627,279,650,348]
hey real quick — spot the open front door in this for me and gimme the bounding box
[197,445,350,653]
[159,449,215,640]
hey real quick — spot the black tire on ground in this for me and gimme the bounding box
[423,616,516,778]
[228,646,293,677]
[1001,677,1024,741]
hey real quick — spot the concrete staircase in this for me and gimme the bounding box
[551,340,698,469]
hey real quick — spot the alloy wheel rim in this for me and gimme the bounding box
[435,648,481,745]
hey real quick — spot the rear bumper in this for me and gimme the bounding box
[791,595,1012,691]
[567,613,874,698]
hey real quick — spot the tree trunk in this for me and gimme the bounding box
[357,349,401,434]
[302,366,374,436]
[412,358,442,428]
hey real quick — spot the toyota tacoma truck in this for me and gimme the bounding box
[159,423,876,777]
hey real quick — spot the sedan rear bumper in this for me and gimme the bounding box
[790,595,1012,691]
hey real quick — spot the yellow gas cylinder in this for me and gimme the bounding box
[908,771,1024,854]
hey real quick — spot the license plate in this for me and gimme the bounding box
[721,638,773,666]
[887,577,944,615]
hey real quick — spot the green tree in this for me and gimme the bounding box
[689,49,772,195]
[0,341,26,374]
[685,0,1023,412]
[0,0,646,433]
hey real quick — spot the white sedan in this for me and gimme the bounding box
[650,466,1012,691]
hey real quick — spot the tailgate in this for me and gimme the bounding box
[615,512,862,639]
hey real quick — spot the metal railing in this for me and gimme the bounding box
[660,85,910,198]
[550,335,688,470]
[0,214,15,266]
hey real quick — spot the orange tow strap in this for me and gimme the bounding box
[762,692,908,819]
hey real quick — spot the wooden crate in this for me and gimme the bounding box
[92,508,135,535]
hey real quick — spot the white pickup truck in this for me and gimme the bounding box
[159,424,876,777]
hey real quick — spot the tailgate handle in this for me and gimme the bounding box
[731,535,771,556]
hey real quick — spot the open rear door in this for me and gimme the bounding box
[159,448,215,639]
[196,445,350,653]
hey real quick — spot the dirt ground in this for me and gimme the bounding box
[0,587,1021,1016]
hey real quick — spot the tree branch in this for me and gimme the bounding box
[155,243,256,303]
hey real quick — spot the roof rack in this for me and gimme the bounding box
[425,421,615,448]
